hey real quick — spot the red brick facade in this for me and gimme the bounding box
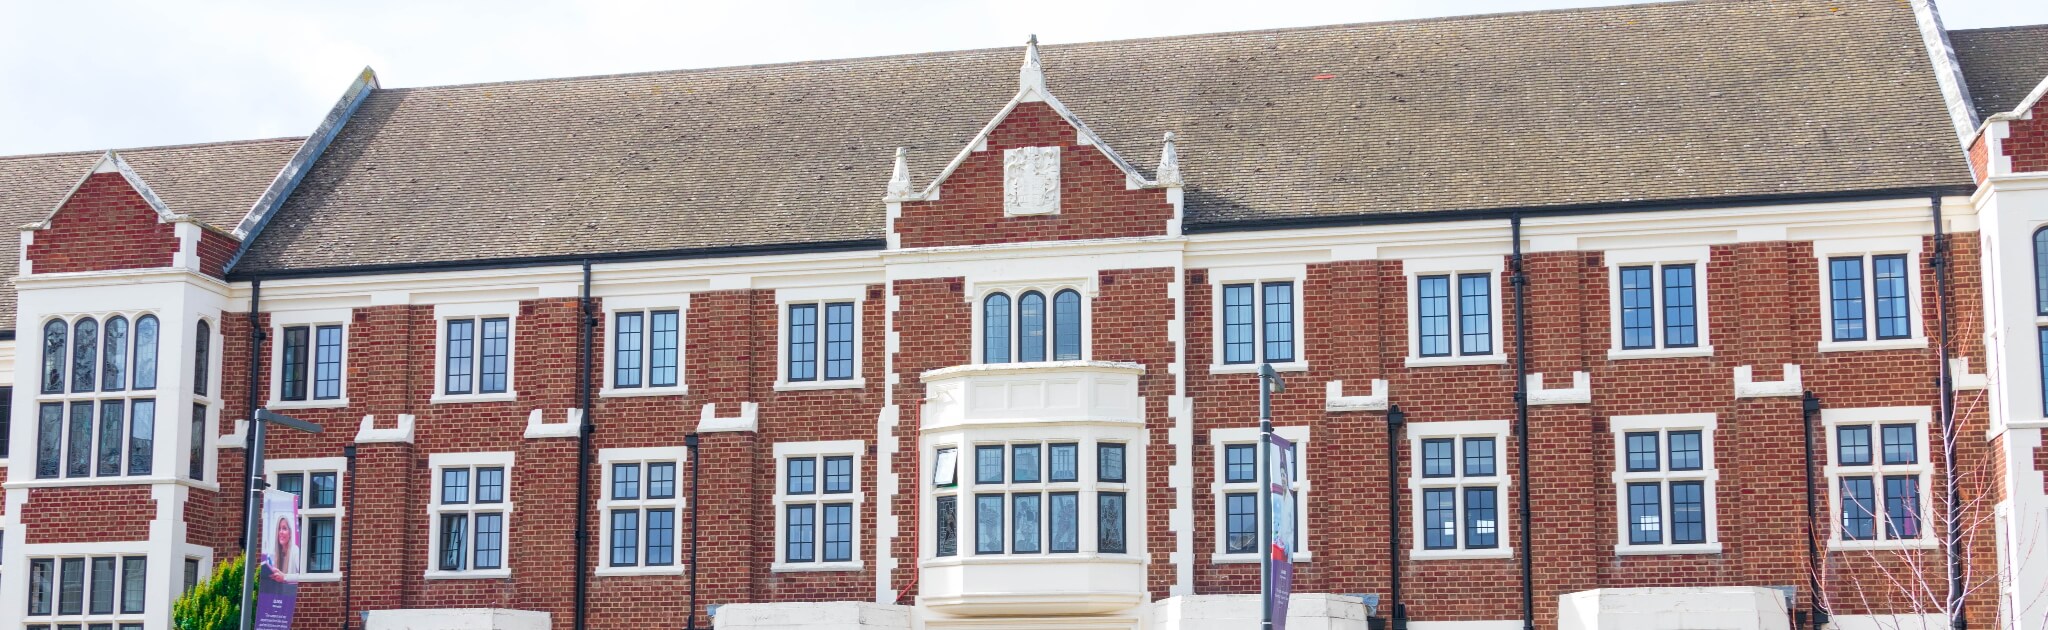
[25,172,182,275]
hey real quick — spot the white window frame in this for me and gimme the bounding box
[969,280,1093,365]
[267,309,352,410]
[1814,237,1928,353]
[1209,425,1311,564]
[20,552,150,625]
[28,311,168,485]
[1407,419,1513,560]
[597,447,687,576]
[431,302,519,404]
[1404,256,1507,368]
[774,286,866,391]
[1208,264,1309,374]
[266,457,348,581]
[773,440,865,572]
[1605,247,1714,359]
[189,314,223,486]
[1823,406,1937,550]
[426,451,514,579]
[922,427,1142,562]
[599,295,689,398]
[1608,414,1721,555]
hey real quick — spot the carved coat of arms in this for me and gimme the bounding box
[1003,146,1061,215]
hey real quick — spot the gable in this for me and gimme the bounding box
[24,171,183,275]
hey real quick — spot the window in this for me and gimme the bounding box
[189,404,207,481]
[1220,281,1296,365]
[1409,420,1510,559]
[24,555,145,624]
[277,324,344,402]
[193,320,211,397]
[2036,227,2048,316]
[1213,427,1309,562]
[1817,242,1921,350]
[1,386,11,458]
[782,293,860,387]
[1607,253,1707,355]
[775,442,860,569]
[601,448,685,573]
[608,304,684,394]
[439,307,514,399]
[270,459,345,578]
[1826,407,1932,548]
[1407,257,1503,365]
[936,438,1126,557]
[980,288,1086,364]
[36,314,161,480]
[429,453,512,576]
[1610,414,1718,554]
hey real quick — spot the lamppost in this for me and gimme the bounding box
[238,408,324,630]
[1258,363,1286,630]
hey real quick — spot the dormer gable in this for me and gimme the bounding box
[886,36,1185,249]
[21,151,238,278]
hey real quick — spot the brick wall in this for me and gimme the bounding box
[198,229,239,279]
[25,172,181,274]
[22,486,156,544]
[2005,98,2048,174]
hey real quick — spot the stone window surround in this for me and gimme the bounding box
[1604,246,1715,360]
[772,440,865,572]
[599,294,690,398]
[774,286,867,392]
[1209,425,1311,564]
[266,308,352,410]
[1607,413,1722,556]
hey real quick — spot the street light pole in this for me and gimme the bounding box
[1258,364,1285,630]
[237,409,324,630]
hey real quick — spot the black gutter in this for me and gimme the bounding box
[1182,187,1977,235]
[1386,405,1408,630]
[573,261,596,630]
[341,444,358,630]
[239,280,264,549]
[1930,196,1966,630]
[225,239,885,283]
[1800,392,1828,630]
[685,433,702,629]
[1511,216,1535,630]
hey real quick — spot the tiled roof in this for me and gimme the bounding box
[232,0,1974,274]
[0,138,302,329]
[1951,24,2048,121]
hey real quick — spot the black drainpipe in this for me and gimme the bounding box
[1386,404,1408,629]
[573,261,596,630]
[1930,196,1966,630]
[240,279,264,549]
[1510,217,1535,630]
[340,444,358,630]
[1800,392,1827,629]
[685,433,702,629]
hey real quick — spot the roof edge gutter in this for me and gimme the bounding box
[225,238,887,282]
[225,67,380,272]
[1180,186,1978,235]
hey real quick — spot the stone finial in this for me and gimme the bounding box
[1020,34,1046,94]
[886,147,913,200]
[1156,131,1183,187]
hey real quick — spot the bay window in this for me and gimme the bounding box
[35,314,160,480]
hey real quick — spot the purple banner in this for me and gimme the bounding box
[1267,434,1297,630]
[253,489,302,630]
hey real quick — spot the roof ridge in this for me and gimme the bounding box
[374,0,1715,94]
[0,136,307,162]
[1952,22,2048,34]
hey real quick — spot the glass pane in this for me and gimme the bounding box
[97,400,124,476]
[1049,492,1080,553]
[613,463,642,500]
[1881,424,1918,465]
[1098,443,1125,483]
[1872,254,1910,340]
[438,514,467,570]
[1626,432,1660,472]
[1884,475,1921,539]
[1671,481,1706,544]
[281,326,308,401]
[1416,276,1451,357]
[1225,444,1256,483]
[1223,284,1256,363]
[649,310,680,387]
[310,472,338,509]
[478,318,509,394]
[2038,228,2048,315]
[983,294,1012,364]
[1837,426,1872,466]
[441,468,471,504]
[89,557,115,615]
[127,400,153,476]
[787,457,816,495]
[1013,494,1042,553]
[1620,266,1655,349]
[787,304,817,381]
[1829,258,1867,341]
[1019,292,1046,363]
[315,325,344,399]
[473,513,503,569]
[1421,438,1454,478]
[276,473,304,497]
[1098,492,1127,553]
[785,505,814,562]
[933,448,958,487]
[307,518,337,572]
[189,404,207,481]
[193,320,211,396]
[1463,438,1495,477]
[647,462,676,500]
[1226,492,1258,554]
[824,302,855,380]
[1662,264,1697,347]
[132,316,158,390]
[976,446,1004,484]
[67,402,93,478]
[614,312,644,388]
[1628,482,1663,544]
[823,456,853,494]
[1423,488,1456,549]
[475,467,505,503]
[1053,290,1082,361]
[1049,443,1079,482]
[646,509,675,566]
[1840,477,1876,541]
[1012,444,1041,484]
[445,319,474,394]
[72,318,98,393]
[102,317,128,392]
[1667,431,1703,471]
[611,509,641,566]
[38,403,62,479]
[823,503,853,562]
[975,494,1004,554]
[42,319,67,394]
[29,558,53,615]
[935,496,958,557]
[1458,274,1493,355]
[1464,487,1498,549]
[59,557,84,615]
[1263,282,1295,363]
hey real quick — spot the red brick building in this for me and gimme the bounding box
[4,1,2048,629]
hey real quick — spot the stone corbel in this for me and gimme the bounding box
[698,402,760,434]
[218,419,249,449]
[1950,358,1987,391]
[1734,364,1802,398]
[525,408,583,439]
[1527,372,1591,406]
[355,414,416,444]
[1325,379,1389,412]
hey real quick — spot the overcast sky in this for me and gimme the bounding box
[2,0,2039,155]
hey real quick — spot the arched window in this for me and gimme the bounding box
[41,319,67,394]
[2035,227,2048,315]
[983,294,1012,364]
[1053,290,1082,361]
[71,317,98,393]
[133,315,160,390]
[103,316,129,392]
[1018,292,1047,363]
[194,320,212,396]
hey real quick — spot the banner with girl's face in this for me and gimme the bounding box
[253,489,301,630]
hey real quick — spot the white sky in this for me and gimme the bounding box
[1,0,2040,155]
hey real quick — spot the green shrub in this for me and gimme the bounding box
[173,555,248,630]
